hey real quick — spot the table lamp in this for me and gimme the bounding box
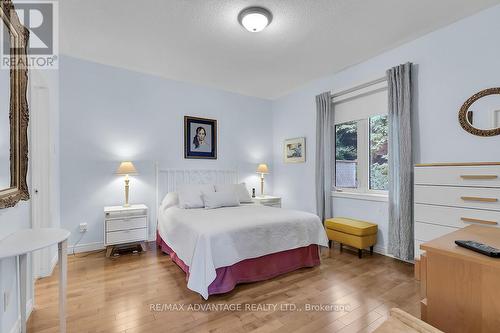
[256,163,269,196]
[116,161,137,207]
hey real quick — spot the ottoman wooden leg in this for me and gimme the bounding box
[340,243,343,252]
[358,249,362,259]
[370,246,374,255]
[329,240,332,248]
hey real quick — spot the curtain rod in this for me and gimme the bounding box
[331,76,387,99]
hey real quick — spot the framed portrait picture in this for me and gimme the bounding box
[284,137,305,163]
[184,116,217,159]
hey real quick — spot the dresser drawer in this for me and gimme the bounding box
[105,208,148,219]
[415,166,500,188]
[253,198,281,207]
[415,204,500,229]
[106,216,147,232]
[415,222,458,242]
[262,200,281,207]
[415,185,500,211]
[106,228,147,245]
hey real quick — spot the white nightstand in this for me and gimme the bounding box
[104,204,149,257]
[252,195,281,208]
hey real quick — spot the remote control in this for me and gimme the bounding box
[455,240,500,258]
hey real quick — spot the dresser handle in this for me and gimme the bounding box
[460,175,498,180]
[461,217,498,226]
[460,196,498,203]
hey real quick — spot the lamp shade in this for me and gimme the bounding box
[116,161,138,175]
[256,163,269,174]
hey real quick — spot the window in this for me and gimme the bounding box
[371,115,389,192]
[335,121,358,188]
[369,115,389,190]
[335,115,388,193]
[332,79,389,196]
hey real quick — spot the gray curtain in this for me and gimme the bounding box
[387,62,414,261]
[315,92,334,222]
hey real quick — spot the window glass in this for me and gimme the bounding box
[335,121,358,188]
[369,115,388,190]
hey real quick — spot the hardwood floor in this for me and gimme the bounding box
[28,244,419,333]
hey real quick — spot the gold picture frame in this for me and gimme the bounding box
[458,87,500,137]
[0,0,30,209]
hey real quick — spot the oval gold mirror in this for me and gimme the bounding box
[459,87,500,137]
[0,0,30,209]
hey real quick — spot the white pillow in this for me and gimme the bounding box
[161,192,179,210]
[178,184,215,209]
[202,191,240,209]
[215,183,253,203]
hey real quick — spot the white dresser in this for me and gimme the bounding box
[104,204,149,257]
[414,163,500,259]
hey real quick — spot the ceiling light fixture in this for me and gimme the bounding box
[238,6,273,33]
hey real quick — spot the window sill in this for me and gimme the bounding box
[331,191,388,202]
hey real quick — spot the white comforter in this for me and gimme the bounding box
[157,204,328,299]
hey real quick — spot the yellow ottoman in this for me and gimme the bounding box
[325,217,378,258]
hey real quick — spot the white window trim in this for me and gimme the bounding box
[334,117,389,196]
[332,78,389,199]
[331,190,388,202]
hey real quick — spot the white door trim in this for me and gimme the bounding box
[30,71,56,281]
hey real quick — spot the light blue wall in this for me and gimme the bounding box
[272,5,500,251]
[59,56,274,248]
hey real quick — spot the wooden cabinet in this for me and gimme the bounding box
[419,225,500,332]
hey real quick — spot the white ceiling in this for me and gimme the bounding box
[60,0,500,99]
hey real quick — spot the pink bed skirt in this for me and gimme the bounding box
[156,232,320,296]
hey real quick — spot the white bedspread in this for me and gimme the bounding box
[157,204,328,299]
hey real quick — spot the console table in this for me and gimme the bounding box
[0,228,70,333]
[419,225,500,332]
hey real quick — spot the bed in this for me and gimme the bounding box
[155,167,329,299]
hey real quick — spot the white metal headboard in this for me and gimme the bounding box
[155,164,238,216]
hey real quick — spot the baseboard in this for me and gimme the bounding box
[33,251,59,279]
[373,245,389,256]
[26,299,33,322]
[69,238,157,255]
[8,299,33,333]
[69,241,105,254]
[8,316,20,333]
[374,245,415,264]
[48,253,58,276]
[352,245,415,264]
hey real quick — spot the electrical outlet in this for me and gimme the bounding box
[79,222,88,233]
[3,291,8,312]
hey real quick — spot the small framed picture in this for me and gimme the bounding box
[184,116,217,159]
[284,137,305,163]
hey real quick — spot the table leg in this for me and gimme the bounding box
[58,240,68,333]
[19,254,27,333]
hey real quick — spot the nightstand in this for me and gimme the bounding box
[252,195,281,208]
[104,204,149,257]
